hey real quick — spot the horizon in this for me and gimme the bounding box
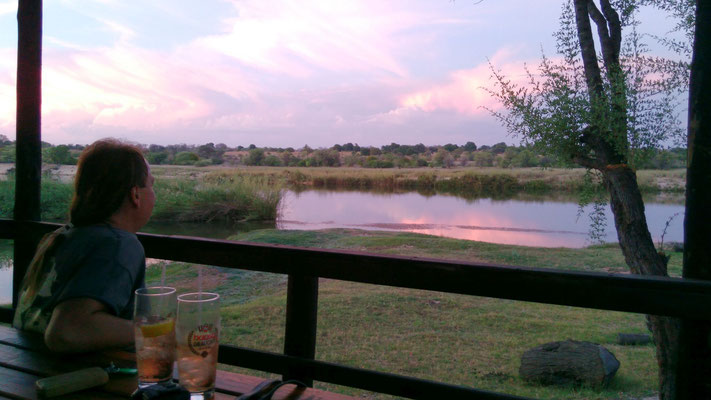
[0,1,687,148]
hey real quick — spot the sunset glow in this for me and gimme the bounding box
[0,0,681,147]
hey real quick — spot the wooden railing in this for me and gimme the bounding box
[3,218,711,399]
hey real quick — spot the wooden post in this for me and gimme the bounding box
[282,274,318,386]
[13,0,43,308]
[677,1,711,398]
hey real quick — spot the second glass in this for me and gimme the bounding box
[134,286,177,388]
[176,292,220,400]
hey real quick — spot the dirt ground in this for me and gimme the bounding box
[0,163,77,182]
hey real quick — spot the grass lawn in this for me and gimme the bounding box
[146,229,675,399]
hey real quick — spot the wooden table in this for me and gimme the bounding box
[0,325,354,400]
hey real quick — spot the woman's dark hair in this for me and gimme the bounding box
[20,139,148,300]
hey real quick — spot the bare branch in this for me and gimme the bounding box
[573,0,606,100]
[587,1,610,41]
[599,0,622,55]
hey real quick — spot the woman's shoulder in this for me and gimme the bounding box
[64,224,142,253]
[71,223,137,241]
[63,224,144,267]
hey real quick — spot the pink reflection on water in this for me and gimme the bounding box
[277,190,683,248]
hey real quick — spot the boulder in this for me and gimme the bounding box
[617,333,652,345]
[519,340,619,387]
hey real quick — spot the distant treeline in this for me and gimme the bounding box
[0,134,686,170]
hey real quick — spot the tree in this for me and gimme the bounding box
[488,1,691,397]
[197,143,216,159]
[462,141,478,151]
[44,145,76,165]
[310,149,341,167]
[676,1,711,397]
[473,151,494,167]
[174,151,199,165]
[245,148,265,166]
[0,144,16,163]
[148,144,165,153]
[145,151,168,165]
[433,149,454,168]
[511,149,538,168]
[442,143,459,152]
[490,142,507,154]
[263,155,282,166]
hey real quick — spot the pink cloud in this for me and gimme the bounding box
[22,39,266,142]
[398,48,535,116]
[196,0,437,78]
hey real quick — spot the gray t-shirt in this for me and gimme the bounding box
[13,223,146,333]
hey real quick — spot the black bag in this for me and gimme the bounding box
[236,379,307,400]
[130,383,190,400]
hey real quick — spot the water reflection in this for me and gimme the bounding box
[143,220,275,239]
[0,260,12,305]
[278,190,684,248]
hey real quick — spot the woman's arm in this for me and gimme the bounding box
[44,298,134,353]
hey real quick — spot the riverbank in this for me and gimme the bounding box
[187,166,687,198]
[145,229,674,399]
[0,163,686,198]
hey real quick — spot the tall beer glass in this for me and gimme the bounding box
[176,292,220,400]
[134,286,177,388]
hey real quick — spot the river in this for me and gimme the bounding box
[276,190,684,248]
[0,189,685,304]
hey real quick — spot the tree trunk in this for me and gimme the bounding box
[571,1,681,398]
[601,165,680,399]
[676,1,711,398]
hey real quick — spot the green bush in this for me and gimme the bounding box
[174,152,200,165]
[0,178,73,221]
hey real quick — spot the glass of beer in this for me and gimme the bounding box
[134,286,177,388]
[176,292,220,400]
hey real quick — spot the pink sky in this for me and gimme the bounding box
[0,0,685,148]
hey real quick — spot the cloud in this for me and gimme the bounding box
[0,1,555,147]
[97,18,136,43]
[38,44,217,135]
[196,0,421,78]
[0,1,16,16]
[0,48,16,132]
[396,48,533,116]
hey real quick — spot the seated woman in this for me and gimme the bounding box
[13,139,155,353]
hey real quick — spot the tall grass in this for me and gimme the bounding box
[0,175,283,223]
[0,179,73,221]
[186,166,685,197]
[152,175,283,222]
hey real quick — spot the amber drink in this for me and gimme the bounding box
[134,287,177,388]
[176,292,220,400]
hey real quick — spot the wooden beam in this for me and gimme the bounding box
[13,0,43,309]
[218,344,529,400]
[282,275,318,385]
[3,220,711,321]
[136,230,711,320]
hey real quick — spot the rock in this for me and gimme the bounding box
[617,333,652,345]
[519,340,620,387]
